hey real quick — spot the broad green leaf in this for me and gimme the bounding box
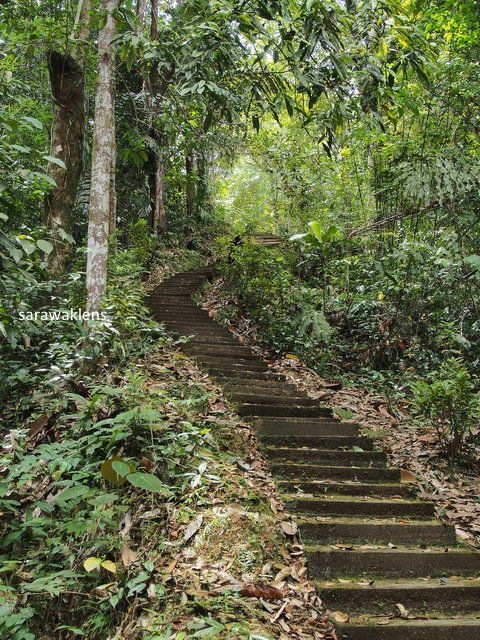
[23,116,43,129]
[53,484,90,504]
[43,155,67,170]
[100,456,129,486]
[36,239,53,255]
[308,221,324,242]
[111,460,131,478]
[126,472,171,495]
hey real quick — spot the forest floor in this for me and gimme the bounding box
[201,277,480,550]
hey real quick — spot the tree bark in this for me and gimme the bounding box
[196,150,211,219]
[185,150,196,219]
[86,0,118,313]
[145,0,167,235]
[45,51,85,274]
[45,0,90,275]
[148,132,166,234]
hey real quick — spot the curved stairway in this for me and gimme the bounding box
[147,267,480,640]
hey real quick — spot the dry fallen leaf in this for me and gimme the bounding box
[183,514,203,542]
[281,520,298,536]
[120,543,137,567]
[331,611,350,623]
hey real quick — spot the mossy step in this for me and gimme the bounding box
[232,394,320,406]
[149,306,210,316]
[279,479,412,497]
[184,344,258,358]
[305,545,480,579]
[335,617,480,640]
[272,463,400,483]
[239,403,333,418]
[163,324,236,336]
[317,577,480,615]
[262,435,374,450]
[197,356,268,370]
[267,447,386,467]
[187,336,246,346]
[148,294,199,303]
[257,419,359,437]
[288,495,434,519]
[225,382,303,396]
[207,368,285,381]
[299,517,455,545]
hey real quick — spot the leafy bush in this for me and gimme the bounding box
[411,358,480,458]
[1,240,164,429]
[221,239,333,365]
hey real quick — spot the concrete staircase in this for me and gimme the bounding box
[147,267,480,640]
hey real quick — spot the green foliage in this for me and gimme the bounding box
[222,239,333,364]
[411,358,480,458]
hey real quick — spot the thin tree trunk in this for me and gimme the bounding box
[45,0,90,275]
[186,150,196,219]
[150,135,166,234]
[146,0,167,235]
[136,0,147,25]
[86,0,118,313]
[109,129,117,235]
[196,150,211,219]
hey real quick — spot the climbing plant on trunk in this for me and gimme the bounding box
[45,0,90,275]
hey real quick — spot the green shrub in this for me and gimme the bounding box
[411,358,480,459]
[221,238,333,365]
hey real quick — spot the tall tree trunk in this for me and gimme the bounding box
[45,0,90,275]
[196,150,211,219]
[86,0,118,313]
[185,150,196,219]
[109,130,117,235]
[45,52,85,274]
[146,0,167,235]
[148,131,166,234]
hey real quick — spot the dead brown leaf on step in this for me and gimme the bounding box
[120,544,137,567]
[331,611,349,623]
[281,520,298,536]
[396,603,410,619]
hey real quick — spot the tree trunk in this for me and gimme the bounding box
[45,51,85,274]
[45,0,90,275]
[86,0,118,313]
[196,150,211,219]
[185,150,196,219]
[145,0,168,235]
[108,129,117,235]
[148,132,166,234]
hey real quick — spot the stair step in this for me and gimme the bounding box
[239,404,333,418]
[196,357,268,371]
[306,545,480,579]
[267,447,386,467]
[225,382,301,395]
[207,368,285,381]
[257,419,359,437]
[335,617,480,640]
[263,435,374,449]
[300,518,456,545]
[149,296,199,304]
[232,394,319,406]
[272,464,401,483]
[288,495,434,519]
[317,578,480,615]
[184,345,257,358]
[278,479,413,497]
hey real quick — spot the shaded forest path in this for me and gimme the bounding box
[147,266,480,640]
